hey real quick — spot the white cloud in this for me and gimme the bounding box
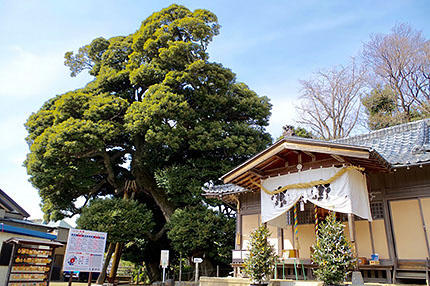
[253,80,301,138]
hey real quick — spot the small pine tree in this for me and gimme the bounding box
[244,225,277,285]
[312,212,355,285]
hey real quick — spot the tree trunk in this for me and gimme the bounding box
[147,260,162,282]
[134,172,176,221]
[108,242,124,283]
[132,136,176,221]
[96,242,115,285]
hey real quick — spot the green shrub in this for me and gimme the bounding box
[312,212,355,285]
[243,225,277,284]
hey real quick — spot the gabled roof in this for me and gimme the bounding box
[0,188,30,218]
[333,118,430,167]
[220,136,389,185]
[205,119,430,198]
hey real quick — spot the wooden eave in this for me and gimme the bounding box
[221,137,391,191]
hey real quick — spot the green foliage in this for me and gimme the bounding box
[362,85,402,130]
[312,213,355,285]
[166,206,235,265]
[76,198,154,243]
[294,127,314,138]
[26,4,271,222]
[25,4,272,278]
[243,225,277,284]
[362,85,426,130]
[277,125,314,140]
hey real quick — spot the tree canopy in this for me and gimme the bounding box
[77,197,154,244]
[362,23,430,124]
[167,206,235,267]
[25,4,272,279]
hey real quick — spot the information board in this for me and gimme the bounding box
[160,250,169,268]
[63,228,107,272]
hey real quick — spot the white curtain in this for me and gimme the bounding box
[260,167,372,228]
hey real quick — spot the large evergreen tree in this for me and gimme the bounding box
[25,4,272,279]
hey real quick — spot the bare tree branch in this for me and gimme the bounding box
[362,23,430,120]
[297,60,366,140]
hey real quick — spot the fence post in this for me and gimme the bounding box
[179,253,182,286]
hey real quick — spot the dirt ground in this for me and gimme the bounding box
[51,282,91,286]
[50,282,135,286]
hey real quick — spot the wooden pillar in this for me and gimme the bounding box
[368,221,376,254]
[109,242,124,283]
[235,194,242,250]
[365,173,376,255]
[348,213,359,269]
[382,197,396,261]
[236,214,242,250]
[277,227,283,255]
[418,198,430,258]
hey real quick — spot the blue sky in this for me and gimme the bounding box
[0,0,429,221]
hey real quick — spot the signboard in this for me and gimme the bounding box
[160,250,169,268]
[193,258,203,263]
[63,228,107,272]
[4,238,62,286]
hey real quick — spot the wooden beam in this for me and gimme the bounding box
[331,154,345,163]
[233,174,255,187]
[262,158,339,178]
[303,151,316,162]
[222,141,370,183]
[283,142,370,159]
[256,157,278,170]
[259,158,282,171]
[223,143,288,183]
[274,155,286,162]
[249,168,263,178]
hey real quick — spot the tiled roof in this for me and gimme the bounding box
[202,181,248,197]
[203,119,430,197]
[333,118,430,167]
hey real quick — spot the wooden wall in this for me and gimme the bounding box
[369,165,430,261]
[236,165,430,261]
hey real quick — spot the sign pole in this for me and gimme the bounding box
[88,272,92,286]
[195,262,199,283]
[193,258,202,283]
[162,267,166,283]
[68,274,73,286]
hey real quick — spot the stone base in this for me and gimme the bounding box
[351,271,364,286]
